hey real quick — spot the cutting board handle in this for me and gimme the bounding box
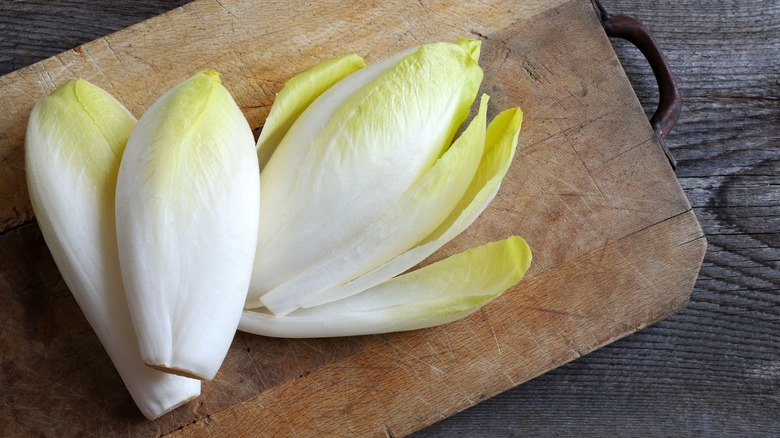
[591,0,682,170]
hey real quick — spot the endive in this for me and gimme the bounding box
[244,38,526,324]
[116,71,260,380]
[240,236,531,338]
[25,79,200,419]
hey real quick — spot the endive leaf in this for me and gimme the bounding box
[299,106,524,307]
[257,53,366,169]
[248,39,484,305]
[116,71,259,380]
[239,236,531,337]
[258,94,491,315]
[25,79,200,419]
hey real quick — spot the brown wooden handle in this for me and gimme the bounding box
[591,0,682,170]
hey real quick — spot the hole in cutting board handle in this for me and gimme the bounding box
[591,0,682,170]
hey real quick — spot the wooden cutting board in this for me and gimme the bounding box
[0,0,706,436]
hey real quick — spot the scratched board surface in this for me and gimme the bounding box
[0,0,705,436]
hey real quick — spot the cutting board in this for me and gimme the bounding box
[0,0,706,436]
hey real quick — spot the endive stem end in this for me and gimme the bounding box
[147,363,208,380]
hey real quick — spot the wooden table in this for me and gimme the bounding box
[1,0,777,436]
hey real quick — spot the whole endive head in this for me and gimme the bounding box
[116,70,260,380]
[25,79,201,419]
[249,38,486,312]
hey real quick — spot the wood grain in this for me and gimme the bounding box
[169,212,703,438]
[0,0,749,436]
[417,1,780,436]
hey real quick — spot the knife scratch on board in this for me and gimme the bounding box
[483,305,503,355]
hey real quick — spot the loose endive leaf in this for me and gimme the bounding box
[257,53,366,169]
[248,39,484,307]
[239,236,531,337]
[258,94,491,315]
[116,71,259,380]
[25,79,200,419]
[299,106,524,308]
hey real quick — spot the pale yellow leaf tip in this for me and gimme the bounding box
[455,37,482,63]
[507,235,533,278]
[198,69,222,83]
